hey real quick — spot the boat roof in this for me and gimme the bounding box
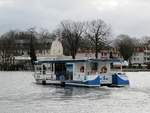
[34,58,123,65]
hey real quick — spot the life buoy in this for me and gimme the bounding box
[101,66,107,73]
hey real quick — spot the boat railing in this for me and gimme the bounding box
[34,72,56,80]
[44,73,56,80]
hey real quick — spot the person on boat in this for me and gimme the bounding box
[91,62,98,74]
[91,69,97,74]
[80,66,84,73]
[78,66,85,80]
[100,66,107,73]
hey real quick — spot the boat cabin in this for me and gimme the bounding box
[34,59,116,81]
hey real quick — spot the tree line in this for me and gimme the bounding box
[0,19,150,69]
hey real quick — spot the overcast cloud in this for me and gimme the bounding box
[0,0,150,38]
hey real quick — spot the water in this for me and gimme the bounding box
[0,72,150,113]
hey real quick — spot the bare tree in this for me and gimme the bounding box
[59,20,84,59]
[85,19,111,59]
[0,31,17,70]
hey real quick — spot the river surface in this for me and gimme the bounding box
[0,72,150,113]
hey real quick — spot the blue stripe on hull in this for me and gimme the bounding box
[65,76,100,87]
[112,73,129,86]
[85,76,100,86]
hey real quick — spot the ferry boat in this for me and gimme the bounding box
[33,58,129,87]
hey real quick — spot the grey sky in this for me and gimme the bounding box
[0,0,150,38]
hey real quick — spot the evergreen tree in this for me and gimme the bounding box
[29,34,37,65]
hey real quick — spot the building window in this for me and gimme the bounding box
[134,58,136,61]
[104,53,107,56]
[85,53,88,57]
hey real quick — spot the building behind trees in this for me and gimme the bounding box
[0,30,53,71]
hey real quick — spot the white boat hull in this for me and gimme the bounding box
[35,79,62,85]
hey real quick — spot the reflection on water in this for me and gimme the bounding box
[0,72,150,113]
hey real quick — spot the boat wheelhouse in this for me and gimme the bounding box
[33,58,129,87]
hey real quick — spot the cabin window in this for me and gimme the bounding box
[90,62,98,74]
[66,64,73,80]
[55,63,66,80]
[35,65,42,74]
[42,65,46,74]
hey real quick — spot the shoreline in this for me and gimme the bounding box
[0,69,150,72]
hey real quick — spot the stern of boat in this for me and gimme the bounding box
[112,73,129,87]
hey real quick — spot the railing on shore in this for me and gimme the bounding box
[0,65,33,71]
[122,69,150,72]
[111,68,150,72]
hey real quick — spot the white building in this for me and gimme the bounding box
[131,46,150,66]
[76,48,120,59]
